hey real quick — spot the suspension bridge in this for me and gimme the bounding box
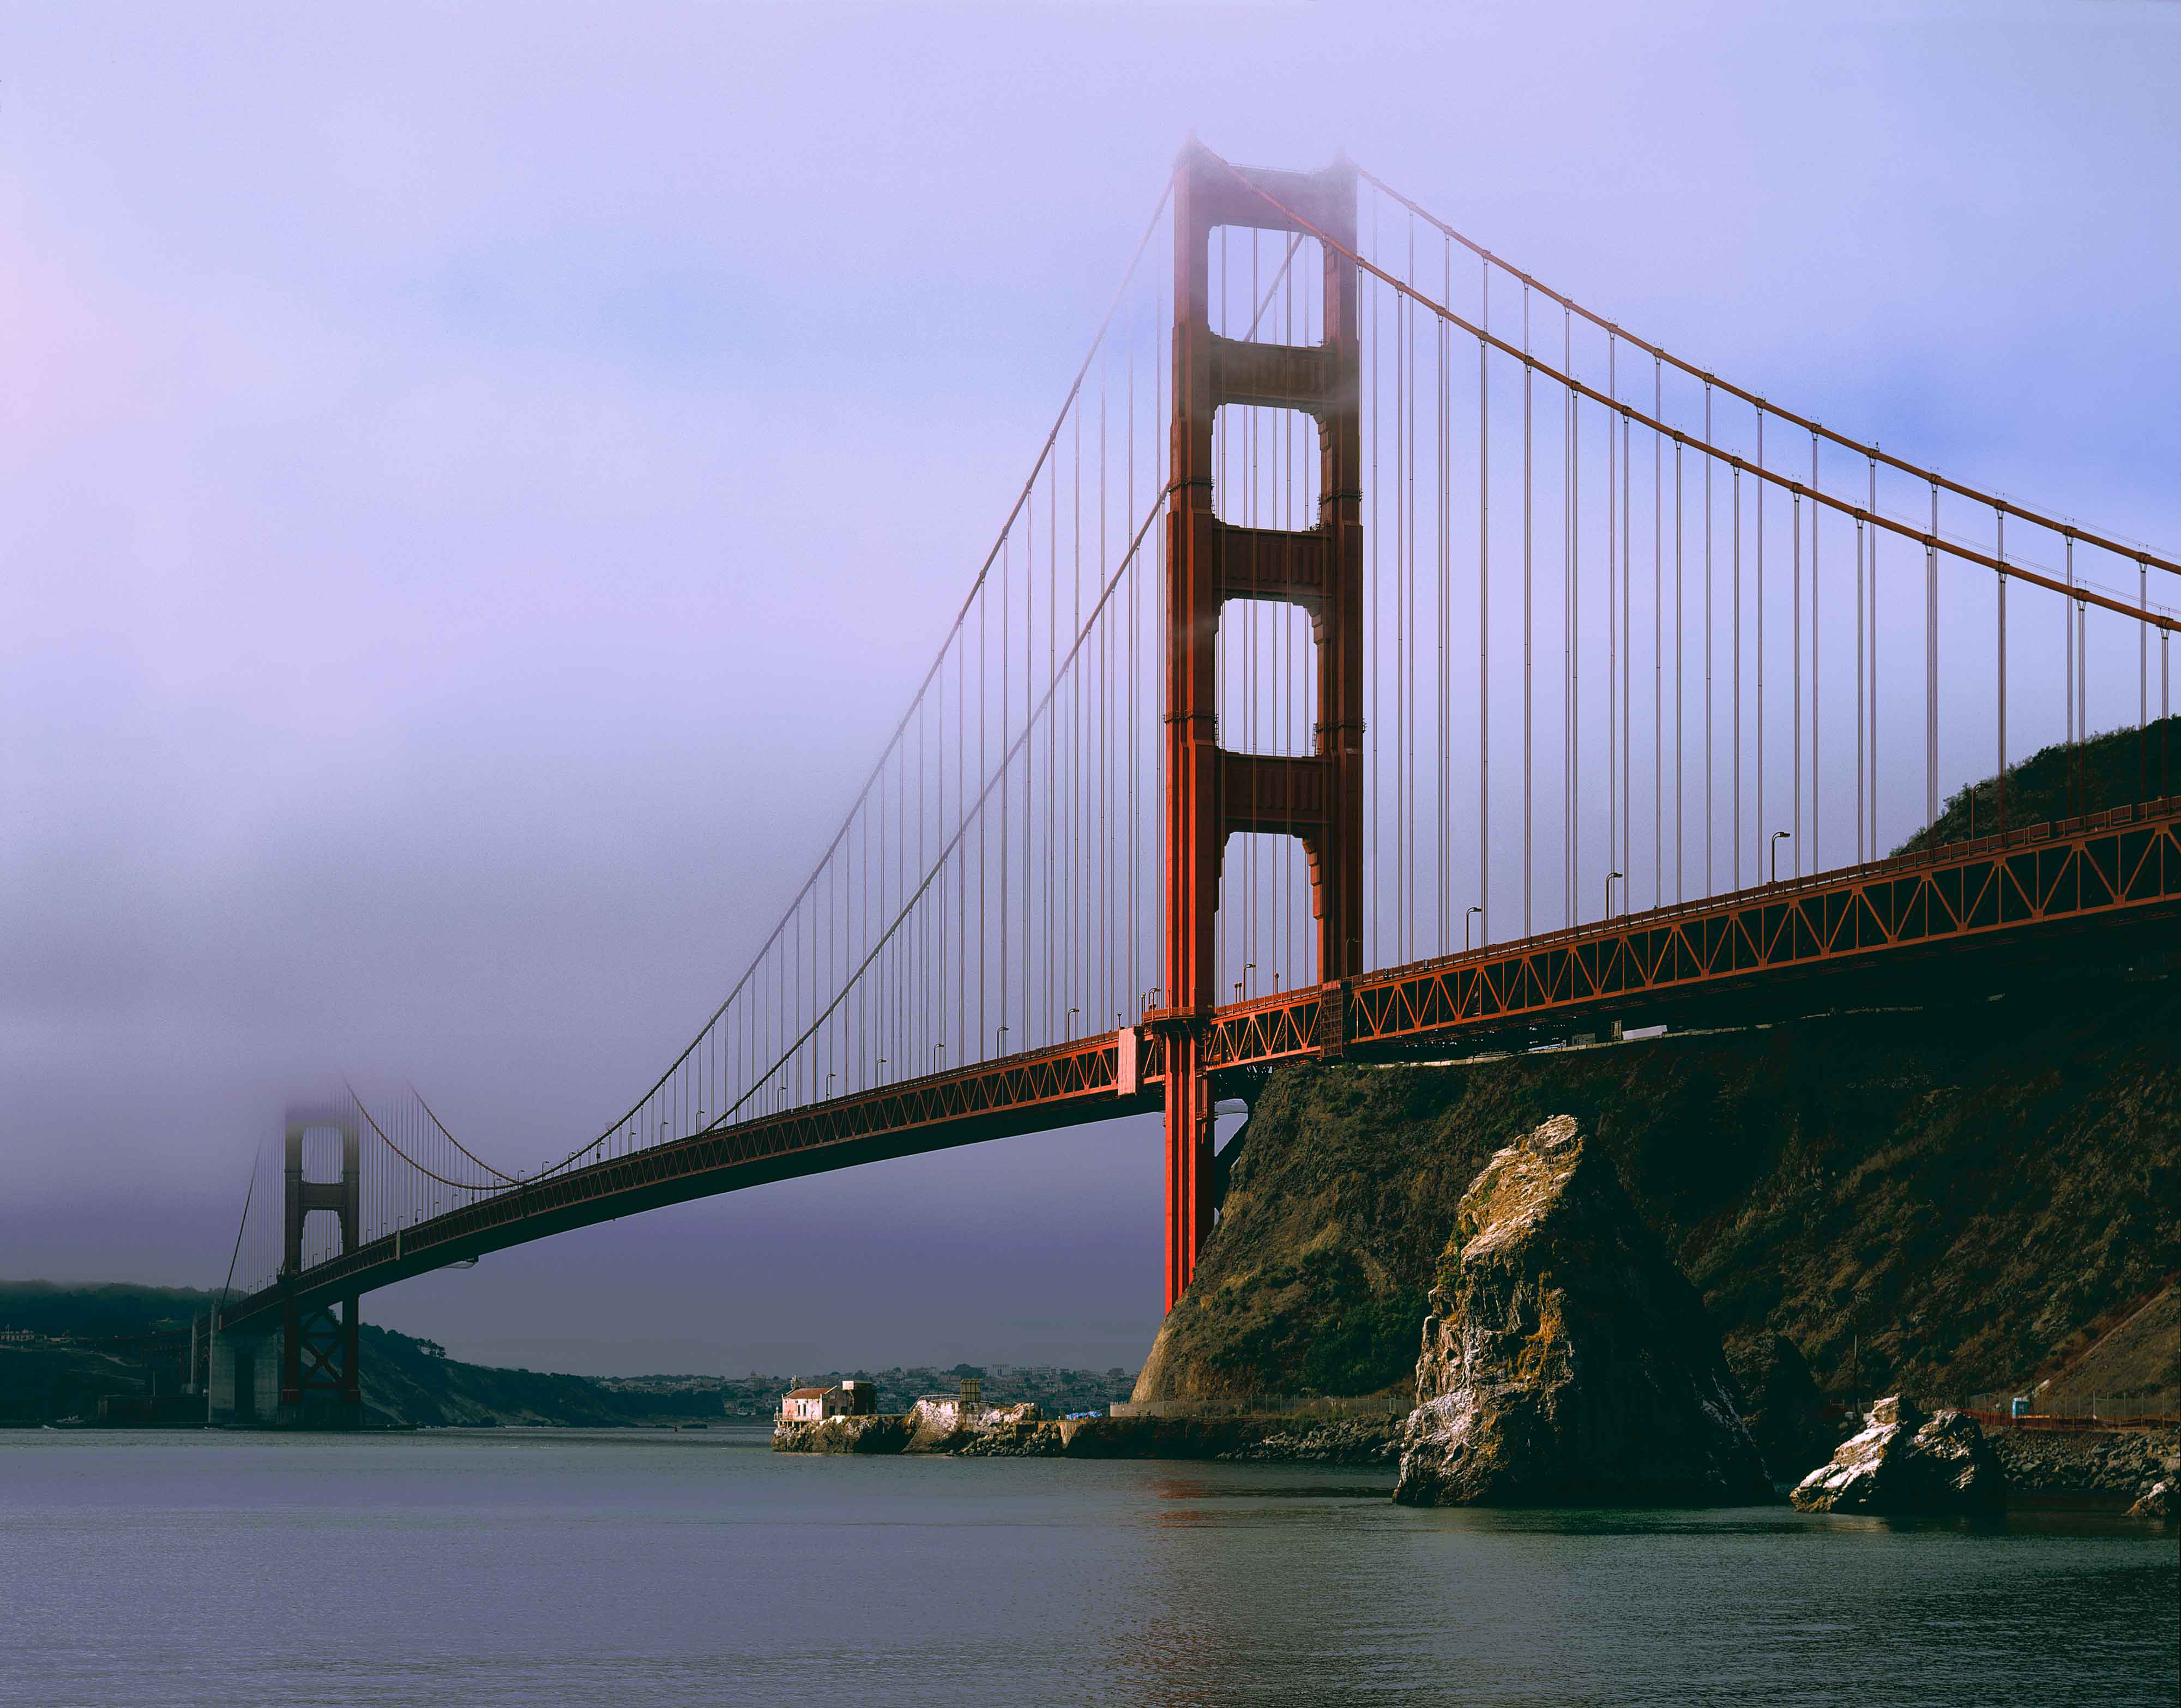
[207,141,2181,1426]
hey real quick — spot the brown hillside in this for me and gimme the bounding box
[1135,977,2181,1406]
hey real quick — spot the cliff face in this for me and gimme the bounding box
[1135,979,2180,1407]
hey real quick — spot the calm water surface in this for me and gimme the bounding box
[1,1427,2172,1706]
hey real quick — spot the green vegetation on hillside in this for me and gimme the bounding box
[0,1280,220,1339]
[1894,714,2179,856]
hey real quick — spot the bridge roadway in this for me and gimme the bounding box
[222,792,2181,1333]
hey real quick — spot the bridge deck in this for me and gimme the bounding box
[224,794,2181,1331]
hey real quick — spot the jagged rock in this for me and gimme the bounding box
[1725,1330,1833,1484]
[1218,1416,1401,1465]
[1393,1114,1772,1507]
[1790,1396,2004,1512]
[770,1415,910,1454]
[903,1397,1047,1452]
[2126,1478,2173,1522]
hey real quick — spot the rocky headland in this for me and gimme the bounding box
[1393,1115,1771,1506]
[1133,980,2179,1423]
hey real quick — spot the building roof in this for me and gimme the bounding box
[785,1387,829,1399]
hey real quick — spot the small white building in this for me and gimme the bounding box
[779,1380,876,1422]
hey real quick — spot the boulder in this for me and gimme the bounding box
[1393,1114,1772,1507]
[2126,1478,2173,1523]
[1789,1396,2004,1513]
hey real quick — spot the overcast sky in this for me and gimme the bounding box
[3,2,2175,1375]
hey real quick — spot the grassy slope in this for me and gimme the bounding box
[1137,978,2180,1404]
[1894,714,2179,855]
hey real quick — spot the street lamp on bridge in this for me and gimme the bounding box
[1465,904,1483,951]
[1772,830,1792,885]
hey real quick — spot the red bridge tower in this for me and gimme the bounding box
[1162,144,1364,1310]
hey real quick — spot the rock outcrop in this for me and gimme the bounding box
[1393,1114,1772,1507]
[1725,1330,1835,1484]
[770,1415,911,1453]
[2128,1479,2174,1523]
[1789,1396,2004,1513]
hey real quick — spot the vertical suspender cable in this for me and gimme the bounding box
[2142,562,2152,804]
[1396,228,1409,962]
[1855,513,1866,863]
[1438,237,1451,952]
[1869,457,1879,852]
[1926,482,1939,831]
[1521,282,1532,940]
[2064,532,2076,789]
[1757,411,1767,878]
[1996,506,2008,835]
[1733,463,1743,891]
[1792,480,1802,877]
[1370,212,1381,959]
[1568,309,1578,925]
[1673,431,1683,900]
[1607,339,1617,915]
[1810,432,1819,874]
[1614,406,1631,903]
[1481,274,1494,945]
[1562,307,1579,920]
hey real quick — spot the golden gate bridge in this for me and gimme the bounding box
[207,142,2180,1425]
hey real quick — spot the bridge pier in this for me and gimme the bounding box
[1162,142,1364,1309]
[206,1325,279,1427]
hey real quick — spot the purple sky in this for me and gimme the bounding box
[3,3,2175,1375]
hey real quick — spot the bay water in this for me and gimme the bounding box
[2,1427,2172,1705]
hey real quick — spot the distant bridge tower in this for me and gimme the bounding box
[1161,143,1364,1309]
[277,1105,364,1427]
[212,1106,365,1427]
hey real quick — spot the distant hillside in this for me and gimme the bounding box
[1894,714,2179,856]
[0,1283,749,1427]
[0,1283,1134,1426]
[0,1280,220,1339]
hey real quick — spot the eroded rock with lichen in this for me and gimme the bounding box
[1393,1114,1770,1507]
[1789,1395,2004,1513]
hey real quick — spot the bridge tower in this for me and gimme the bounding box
[277,1105,364,1428]
[1162,143,1364,1309]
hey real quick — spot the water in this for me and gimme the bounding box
[1,1428,2172,1706]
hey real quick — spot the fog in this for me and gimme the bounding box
[3,2,2174,1373]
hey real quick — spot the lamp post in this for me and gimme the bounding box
[1604,871,1623,920]
[1771,829,1791,885]
[1465,904,1483,951]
